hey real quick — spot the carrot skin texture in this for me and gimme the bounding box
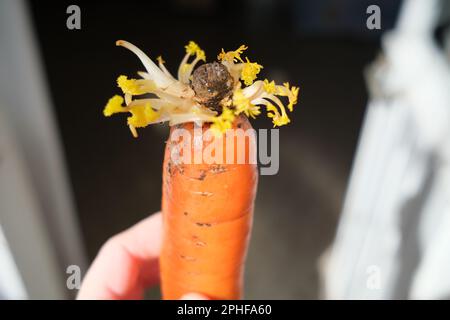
[160,116,258,300]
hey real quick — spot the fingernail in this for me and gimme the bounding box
[180,293,209,300]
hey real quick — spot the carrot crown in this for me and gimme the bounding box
[103,40,299,137]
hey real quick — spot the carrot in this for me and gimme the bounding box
[160,116,257,299]
[103,40,298,300]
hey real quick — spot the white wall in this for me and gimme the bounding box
[0,0,87,299]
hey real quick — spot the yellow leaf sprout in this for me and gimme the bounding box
[263,79,277,94]
[127,103,161,138]
[240,58,263,86]
[266,103,290,127]
[104,95,126,116]
[185,41,206,62]
[287,85,299,112]
[156,56,165,65]
[210,106,236,135]
[103,40,299,137]
[273,82,299,112]
[217,45,247,63]
[117,75,155,95]
[232,89,261,119]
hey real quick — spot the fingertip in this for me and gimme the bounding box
[180,293,209,300]
[77,211,163,300]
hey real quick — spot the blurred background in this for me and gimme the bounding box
[1,0,449,299]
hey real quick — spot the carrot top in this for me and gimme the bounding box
[103,40,299,137]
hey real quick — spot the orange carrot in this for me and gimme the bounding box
[103,40,298,300]
[160,117,257,299]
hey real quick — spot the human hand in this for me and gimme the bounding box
[77,212,207,300]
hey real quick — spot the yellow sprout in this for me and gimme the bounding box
[210,106,236,135]
[144,104,160,122]
[217,45,247,63]
[104,40,299,137]
[126,103,160,139]
[185,41,200,55]
[185,41,206,61]
[266,103,290,127]
[180,63,191,74]
[104,95,126,116]
[262,80,299,112]
[287,84,299,112]
[233,89,261,119]
[129,103,159,127]
[127,106,148,128]
[263,79,277,94]
[279,82,299,112]
[240,58,263,86]
[196,49,206,62]
[156,56,165,64]
[117,75,152,95]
